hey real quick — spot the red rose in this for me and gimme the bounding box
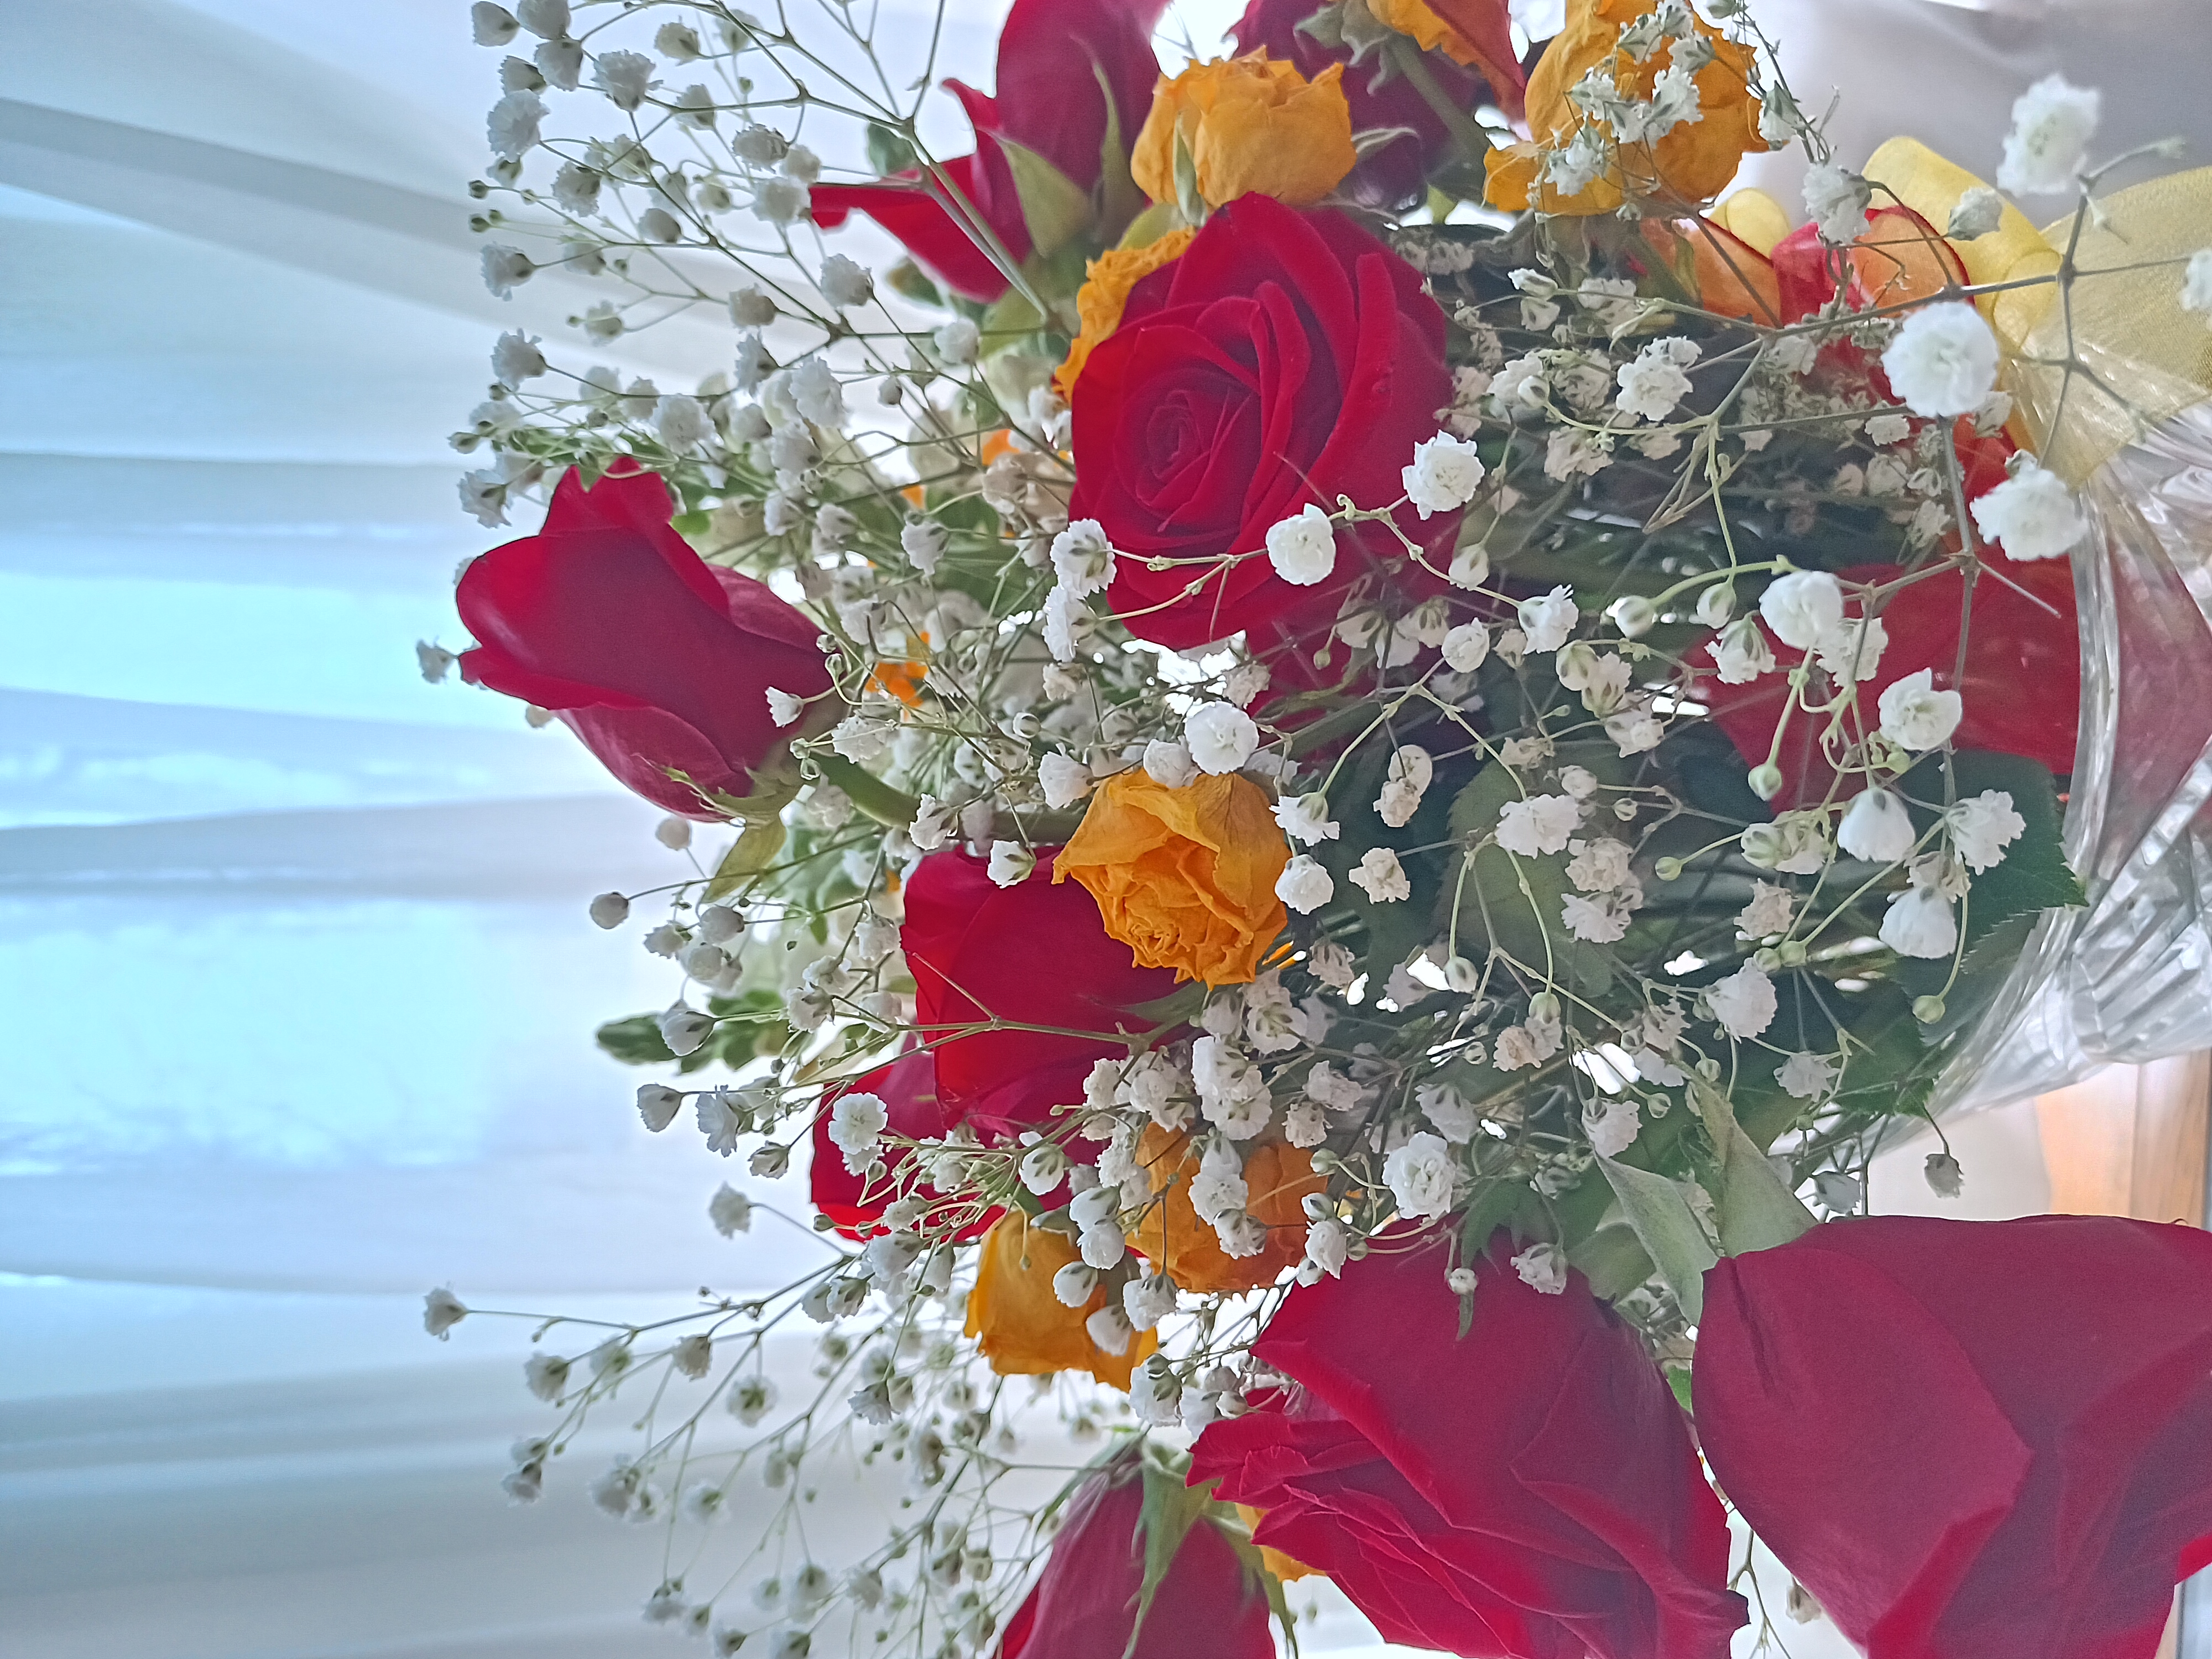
[1190,1231,1745,1659]
[1230,0,1525,205]
[810,0,1167,301]
[810,1046,997,1241]
[1068,196,1458,656]
[900,848,1176,1138]
[1001,1454,1276,1659]
[1695,1215,2212,1659]
[457,467,831,819]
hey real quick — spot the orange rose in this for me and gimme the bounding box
[1128,1125,1323,1293]
[1131,54,1357,212]
[1054,770,1290,988]
[1485,0,1762,216]
[1053,226,1197,400]
[964,1213,1153,1389]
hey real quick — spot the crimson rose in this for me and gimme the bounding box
[1190,1231,1745,1659]
[1002,1455,1275,1658]
[1230,0,1525,205]
[457,466,831,819]
[1697,1215,2212,1659]
[811,0,1166,301]
[1068,195,1458,656]
[900,848,1176,1138]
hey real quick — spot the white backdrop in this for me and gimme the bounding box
[0,2,2118,1655]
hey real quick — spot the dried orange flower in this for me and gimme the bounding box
[1055,770,1290,988]
[1485,0,1762,216]
[965,1213,1153,1390]
[1127,1125,1323,1293]
[1131,54,1357,213]
[1053,226,1197,399]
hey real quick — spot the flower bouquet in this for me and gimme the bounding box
[425,1,2212,1653]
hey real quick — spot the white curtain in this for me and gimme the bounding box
[0,2,2083,1654]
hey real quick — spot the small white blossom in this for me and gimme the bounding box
[1882,303,2000,419]
[1971,461,2088,561]
[1997,74,2100,195]
[1441,621,1490,672]
[1517,586,1578,653]
[653,394,708,450]
[1925,1152,1965,1198]
[637,1083,683,1132]
[1879,668,1964,751]
[1584,1095,1641,1157]
[1304,1215,1349,1278]
[491,330,545,387]
[1122,1272,1177,1330]
[1881,885,1959,959]
[658,1005,715,1057]
[1615,338,1699,422]
[1019,1141,1069,1196]
[1759,571,1844,651]
[932,317,980,365]
[908,794,952,852]
[486,88,545,158]
[1050,520,1117,597]
[1274,793,1339,846]
[1709,962,1778,1038]
[1496,794,1580,857]
[1562,889,1637,942]
[765,687,805,727]
[1402,433,1487,518]
[1495,1014,1563,1071]
[1185,702,1259,775]
[1376,745,1433,829]
[593,49,655,111]
[1814,614,1888,683]
[1837,787,1918,864]
[1350,847,1410,903]
[986,841,1035,888]
[1777,1051,1840,1100]
[751,176,808,224]
[1384,1131,1457,1219]
[423,1287,468,1338]
[1566,837,1634,893]
[1947,790,2026,873]
[481,244,533,298]
[1512,1243,1568,1294]
[1948,186,2005,240]
[817,253,873,310]
[1802,163,1871,244]
[1737,880,1794,938]
[1085,1305,1134,1355]
[1706,619,1775,684]
[473,3,520,45]
[1266,504,1338,585]
[1142,738,1199,789]
[1039,753,1093,810]
[827,1091,888,1175]
[524,1353,570,1400]
[1276,855,1335,915]
[709,1184,753,1237]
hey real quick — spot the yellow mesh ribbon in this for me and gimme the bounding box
[1865,137,2212,483]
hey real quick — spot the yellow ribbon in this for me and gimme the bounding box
[1865,137,2212,483]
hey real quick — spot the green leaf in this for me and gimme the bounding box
[1715,1121,1817,1256]
[866,121,919,178]
[1446,754,1618,996]
[705,817,786,902]
[1092,58,1145,240]
[997,136,1093,258]
[1568,1223,1655,1301]
[596,1014,674,1066]
[1172,131,1204,227]
[1597,1155,1719,1322]
[669,508,711,536]
[884,257,944,309]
